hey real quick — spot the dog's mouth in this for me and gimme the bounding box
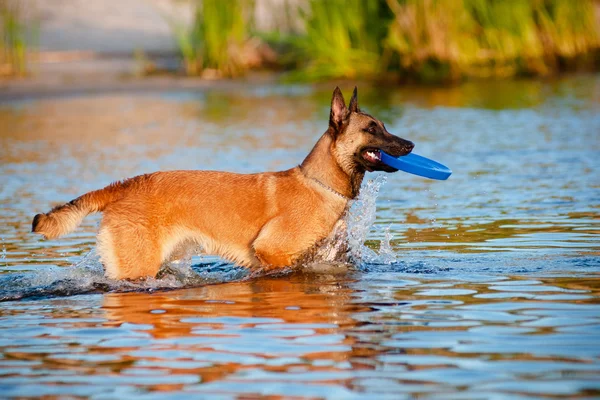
[360,148,388,172]
[359,141,414,173]
[362,148,382,164]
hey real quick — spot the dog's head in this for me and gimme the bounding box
[328,87,414,174]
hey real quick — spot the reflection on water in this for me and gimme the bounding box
[0,75,599,398]
[0,274,598,398]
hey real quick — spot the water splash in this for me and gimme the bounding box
[342,178,445,273]
[0,237,6,265]
[295,175,400,271]
[376,225,398,264]
[0,249,248,302]
[346,175,398,266]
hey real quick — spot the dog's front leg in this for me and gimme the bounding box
[252,217,316,269]
[254,249,293,268]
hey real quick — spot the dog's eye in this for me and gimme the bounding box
[364,123,378,134]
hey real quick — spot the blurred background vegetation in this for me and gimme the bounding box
[0,0,37,77]
[1,0,599,83]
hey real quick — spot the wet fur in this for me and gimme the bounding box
[32,87,414,280]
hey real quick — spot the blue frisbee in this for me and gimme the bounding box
[380,151,452,180]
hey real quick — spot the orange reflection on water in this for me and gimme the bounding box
[99,275,365,387]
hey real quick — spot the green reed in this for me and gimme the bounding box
[285,0,391,81]
[171,0,252,77]
[384,0,600,82]
[0,1,31,76]
[170,0,598,82]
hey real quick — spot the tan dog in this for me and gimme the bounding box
[32,87,414,280]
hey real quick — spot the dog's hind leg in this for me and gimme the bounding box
[97,219,162,280]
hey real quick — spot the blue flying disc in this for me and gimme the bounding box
[380,151,452,180]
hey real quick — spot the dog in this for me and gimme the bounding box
[31,87,414,280]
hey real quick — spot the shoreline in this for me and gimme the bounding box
[1,53,598,103]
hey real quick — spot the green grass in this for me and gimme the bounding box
[171,0,599,82]
[284,0,392,81]
[170,0,253,77]
[0,1,31,76]
[384,0,600,82]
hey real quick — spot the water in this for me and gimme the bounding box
[0,76,599,398]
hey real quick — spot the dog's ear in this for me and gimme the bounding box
[329,86,348,132]
[348,86,359,113]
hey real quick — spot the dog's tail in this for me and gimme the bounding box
[32,177,141,239]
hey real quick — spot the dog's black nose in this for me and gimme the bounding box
[404,140,415,154]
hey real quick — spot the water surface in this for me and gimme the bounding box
[0,76,599,398]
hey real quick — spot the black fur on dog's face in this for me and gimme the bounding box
[328,87,414,174]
